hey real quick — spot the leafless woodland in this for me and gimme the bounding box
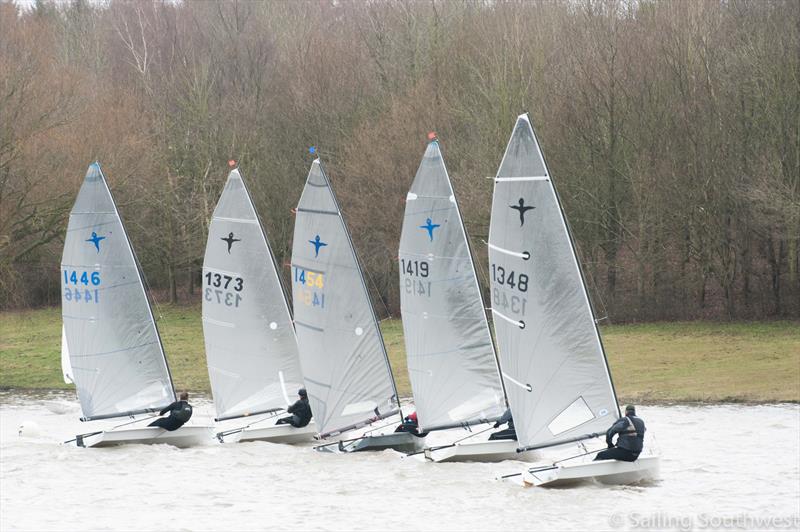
[1,0,798,321]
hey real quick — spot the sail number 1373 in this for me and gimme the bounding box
[204,271,243,308]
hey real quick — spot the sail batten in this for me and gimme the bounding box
[202,168,305,421]
[61,163,175,421]
[399,140,506,432]
[488,115,619,449]
[291,159,400,437]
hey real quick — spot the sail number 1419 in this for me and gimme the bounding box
[400,259,429,277]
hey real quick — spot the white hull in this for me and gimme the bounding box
[523,455,661,487]
[75,425,213,448]
[222,422,317,444]
[424,439,527,463]
[318,432,426,454]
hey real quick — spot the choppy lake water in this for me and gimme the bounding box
[1,392,798,531]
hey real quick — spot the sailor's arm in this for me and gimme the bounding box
[159,401,178,416]
[494,408,512,428]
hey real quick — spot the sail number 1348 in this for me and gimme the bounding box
[491,264,528,292]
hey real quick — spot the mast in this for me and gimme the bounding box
[202,167,304,421]
[291,158,403,438]
[97,164,177,403]
[398,139,507,432]
[63,162,175,422]
[439,140,510,407]
[534,127,621,417]
[237,166,297,324]
[316,159,403,420]
[487,114,620,448]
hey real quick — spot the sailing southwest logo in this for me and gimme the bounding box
[85,232,106,253]
[221,232,241,253]
[309,235,327,257]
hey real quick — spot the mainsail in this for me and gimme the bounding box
[291,159,400,437]
[61,162,175,421]
[202,168,305,421]
[488,114,619,449]
[399,140,506,432]
[61,325,74,384]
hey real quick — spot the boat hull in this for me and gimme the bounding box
[424,439,526,463]
[76,426,213,448]
[341,432,426,454]
[523,455,661,487]
[224,422,317,444]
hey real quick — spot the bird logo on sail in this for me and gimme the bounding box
[510,198,535,226]
[419,218,441,242]
[221,232,241,254]
[309,235,327,257]
[85,232,106,253]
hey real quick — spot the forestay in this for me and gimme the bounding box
[291,159,400,437]
[202,168,304,421]
[488,114,619,449]
[399,140,506,432]
[61,163,174,421]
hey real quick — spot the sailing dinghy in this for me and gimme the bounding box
[203,167,315,444]
[61,163,212,448]
[398,138,517,463]
[488,115,660,486]
[291,158,422,454]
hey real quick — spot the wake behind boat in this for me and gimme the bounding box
[488,115,660,485]
[202,166,314,444]
[398,137,514,463]
[61,163,212,448]
[291,157,422,454]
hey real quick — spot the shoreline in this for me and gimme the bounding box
[2,306,798,404]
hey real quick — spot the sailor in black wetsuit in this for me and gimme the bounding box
[148,391,193,431]
[276,388,313,428]
[488,408,517,441]
[594,404,645,462]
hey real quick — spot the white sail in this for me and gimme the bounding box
[488,114,619,449]
[60,325,74,384]
[398,140,506,432]
[202,168,305,421]
[61,162,174,421]
[291,159,400,437]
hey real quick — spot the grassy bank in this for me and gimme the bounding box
[1,305,798,403]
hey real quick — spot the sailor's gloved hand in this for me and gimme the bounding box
[493,422,501,428]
